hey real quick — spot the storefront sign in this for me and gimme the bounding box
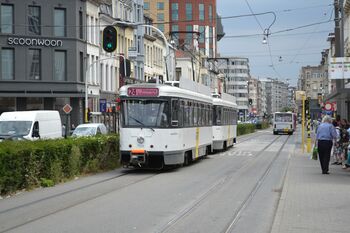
[8,37,63,47]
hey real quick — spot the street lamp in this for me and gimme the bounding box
[85,54,126,123]
[112,21,173,81]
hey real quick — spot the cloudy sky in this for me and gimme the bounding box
[217,0,334,86]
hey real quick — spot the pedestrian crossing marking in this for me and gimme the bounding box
[219,150,254,157]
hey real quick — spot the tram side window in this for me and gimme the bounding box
[189,101,193,127]
[193,102,198,126]
[183,101,189,127]
[180,100,185,127]
[216,106,222,125]
[233,110,237,124]
[197,103,201,126]
[171,99,179,127]
[209,106,213,125]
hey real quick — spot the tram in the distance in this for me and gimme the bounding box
[273,112,296,135]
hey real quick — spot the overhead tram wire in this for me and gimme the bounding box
[288,5,334,64]
[244,0,281,79]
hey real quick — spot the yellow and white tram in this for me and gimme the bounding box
[119,83,213,169]
[212,97,238,151]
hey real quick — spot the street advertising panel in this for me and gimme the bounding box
[328,57,350,79]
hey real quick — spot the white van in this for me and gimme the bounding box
[0,110,62,141]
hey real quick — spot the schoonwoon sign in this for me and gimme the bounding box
[8,37,63,47]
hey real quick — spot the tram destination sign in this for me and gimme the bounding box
[127,87,159,97]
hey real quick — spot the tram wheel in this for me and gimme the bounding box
[184,152,191,166]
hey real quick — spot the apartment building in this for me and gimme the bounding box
[143,0,170,36]
[218,57,250,119]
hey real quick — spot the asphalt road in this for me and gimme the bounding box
[0,130,296,233]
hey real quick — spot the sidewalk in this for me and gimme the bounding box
[271,130,350,233]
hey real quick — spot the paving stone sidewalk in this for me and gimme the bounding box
[271,131,350,233]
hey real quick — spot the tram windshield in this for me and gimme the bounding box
[274,113,292,123]
[122,99,169,127]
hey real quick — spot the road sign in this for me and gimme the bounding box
[62,104,72,114]
[324,102,333,111]
[100,99,107,113]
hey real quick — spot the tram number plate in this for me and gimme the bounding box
[128,87,159,97]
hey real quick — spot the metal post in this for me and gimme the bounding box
[307,111,312,153]
[302,95,305,152]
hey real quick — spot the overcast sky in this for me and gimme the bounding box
[217,0,334,86]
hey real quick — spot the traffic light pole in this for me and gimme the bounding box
[302,95,305,152]
[85,54,126,123]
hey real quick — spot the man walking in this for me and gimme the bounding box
[316,115,338,174]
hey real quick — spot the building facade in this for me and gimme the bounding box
[143,0,170,36]
[169,0,217,58]
[0,0,88,126]
[218,57,250,119]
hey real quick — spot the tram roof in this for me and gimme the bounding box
[119,83,213,103]
[213,97,238,109]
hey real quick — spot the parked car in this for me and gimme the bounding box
[71,123,107,137]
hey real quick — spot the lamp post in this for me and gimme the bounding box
[85,54,126,123]
[112,21,173,81]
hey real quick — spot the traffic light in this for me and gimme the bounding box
[248,98,253,105]
[304,98,310,116]
[102,26,117,52]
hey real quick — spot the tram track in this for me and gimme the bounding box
[0,170,161,233]
[156,135,285,233]
[235,129,272,145]
[223,135,291,233]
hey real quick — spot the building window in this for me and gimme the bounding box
[54,51,66,81]
[28,49,41,80]
[209,27,213,44]
[1,4,13,33]
[79,11,83,39]
[1,48,14,80]
[80,52,84,82]
[199,26,205,43]
[144,2,149,10]
[171,3,178,21]
[199,4,205,21]
[157,13,164,21]
[186,3,192,20]
[209,5,213,23]
[171,24,179,44]
[54,8,66,37]
[157,2,164,10]
[185,25,193,44]
[28,6,41,35]
[158,24,164,32]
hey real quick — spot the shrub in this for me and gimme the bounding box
[0,135,119,195]
[237,123,256,136]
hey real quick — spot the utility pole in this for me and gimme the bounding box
[334,0,344,118]
[335,0,342,57]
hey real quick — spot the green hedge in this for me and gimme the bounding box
[237,123,256,136]
[0,135,119,195]
[255,121,270,129]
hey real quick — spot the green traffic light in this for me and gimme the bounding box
[107,43,112,49]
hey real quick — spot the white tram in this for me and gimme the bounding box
[212,97,238,151]
[119,83,213,169]
[273,112,296,135]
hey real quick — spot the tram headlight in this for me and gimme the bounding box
[137,136,145,144]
